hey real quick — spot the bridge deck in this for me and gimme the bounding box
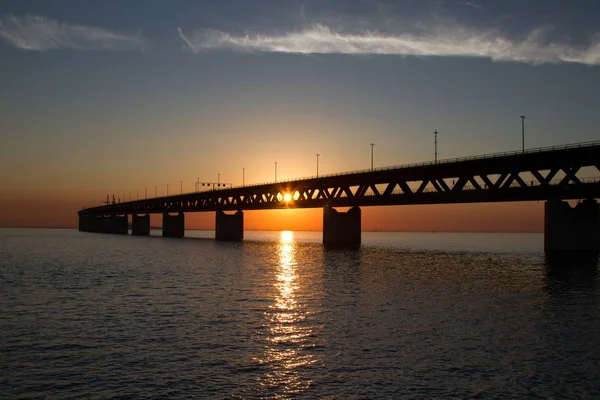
[80,141,600,216]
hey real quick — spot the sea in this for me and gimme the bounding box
[1,228,599,399]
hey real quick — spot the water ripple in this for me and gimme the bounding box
[1,229,599,398]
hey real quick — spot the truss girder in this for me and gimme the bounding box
[81,144,600,217]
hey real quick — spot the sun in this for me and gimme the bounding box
[283,193,292,203]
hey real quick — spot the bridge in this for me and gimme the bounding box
[79,141,600,251]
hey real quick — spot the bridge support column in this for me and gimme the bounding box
[545,198,600,252]
[78,215,92,232]
[98,216,110,233]
[323,206,361,247]
[215,210,244,241]
[132,214,150,236]
[80,215,104,233]
[163,212,185,238]
[109,214,128,235]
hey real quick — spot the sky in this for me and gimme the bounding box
[1,0,599,231]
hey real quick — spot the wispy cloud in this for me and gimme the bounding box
[178,23,600,66]
[0,14,146,52]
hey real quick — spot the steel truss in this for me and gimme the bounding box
[80,143,600,216]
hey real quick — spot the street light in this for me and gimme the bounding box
[180,180,183,195]
[167,184,169,196]
[155,186,157,197]
[145,188,147,199]
[316,154,320,177]
[218,173,220,187]
[196,177,200,192]
[137,190,139,200]
[275,161,278,182]
[242,168,245,186]
[370,143,374,171]
[521,115,526,154]
[434,130,438,164]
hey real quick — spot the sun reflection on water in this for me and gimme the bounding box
[255,230,318,397]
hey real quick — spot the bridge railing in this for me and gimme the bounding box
[81,140,600,211]
[228,140,600,190]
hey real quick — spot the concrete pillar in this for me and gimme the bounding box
[163,212,185,238]
[78,215,89,232]
[99,216,110,233]
[545,198,600,252]
[215,210,244,241]
[323,206,361,247]
[79,215,97,232]
[132,214,150,236]
[109,214,128,235]
[92,216,107,233]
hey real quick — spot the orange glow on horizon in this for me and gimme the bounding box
[0,197,545,233]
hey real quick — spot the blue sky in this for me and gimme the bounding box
[1,0,599,228]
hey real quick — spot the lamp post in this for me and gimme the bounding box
[434,130,438,164]
[218,173,220,187]
[155,186,157,197]
[180,180,183,195]
[370,143,374,171]
[145,188,147,199]
[275,162,278,182]
[521,115,526,154]
[242,168,245,186]
[316,154,320,177]
[167,184,169,196]
[196,177,200,192]
[137,190,139,200]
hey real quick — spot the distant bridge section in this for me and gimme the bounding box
[79,141,600,251]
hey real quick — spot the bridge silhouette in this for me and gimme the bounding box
[79,141,600,251]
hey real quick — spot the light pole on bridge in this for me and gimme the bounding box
[145,188,147,199]
[155,186,157,197]
[434,130,438,164]
[167,184,169,196]
[521,115,526,154]
[370,143,374,171]
[242,168,245,186]
[196,177,200,192]
[180,180,183,195]
[316,154,320,177]
[137,190,139,200]
[274,162,278,182]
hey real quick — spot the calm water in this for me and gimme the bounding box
[1,228,599,399]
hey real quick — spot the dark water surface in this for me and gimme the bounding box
[1,229,599,398]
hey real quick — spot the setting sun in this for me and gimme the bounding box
[283,193,292,203]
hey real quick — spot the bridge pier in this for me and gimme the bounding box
[93,216,106,233]
[215,210,244,241]
[109,214,128,234]
[323,206,361,247]
[163,212,185,238]
[78,215,92,232]
[80,214,127,234]
[132,214,150,236]
[545,199,600,252]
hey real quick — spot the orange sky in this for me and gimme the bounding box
[1,1,599,234]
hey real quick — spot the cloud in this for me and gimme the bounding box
[0,14,146,52]
[177,23,600,66]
